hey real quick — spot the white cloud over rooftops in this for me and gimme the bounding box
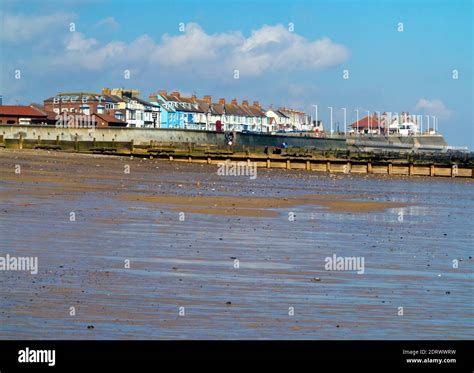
[415,98,452,119]
[56,22,350,76]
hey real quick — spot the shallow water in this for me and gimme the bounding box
[0,150,473,339]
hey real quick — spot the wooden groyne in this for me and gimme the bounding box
[1,135,472,178]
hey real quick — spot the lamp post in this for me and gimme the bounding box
[157,106,161,128]
[377,111,381,135]
[355,109,359,135]
[312,104,318,127]
[206,106,211,131]
[367,110,371,134]
[341,107,347,137]
[328,106,333,136]
[432,115,437,134]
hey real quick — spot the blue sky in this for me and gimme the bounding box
[1,0,472,147]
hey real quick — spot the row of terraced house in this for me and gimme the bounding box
[37,88,317,132]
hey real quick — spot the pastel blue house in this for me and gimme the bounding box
[148,94,184,129]
[149,91,203,129]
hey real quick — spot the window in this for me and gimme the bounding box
[80,104,90,115]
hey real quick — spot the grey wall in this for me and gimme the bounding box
[0,125,448,152]
[0,125,347,150]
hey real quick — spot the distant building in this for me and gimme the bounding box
[0,105,48,125]
[349,112,421,135]
[52,111,127,128]
[278,108,310,131]
[266,107,312,132]
[149,91,269,132]
[92,113,127,127]
[150,91,203,129]
[42,90,313,132]
[349,113,382,135]
[266,108,291,131]
[44,90,160,128]
[102,88,159,128]
[44,92,122,120]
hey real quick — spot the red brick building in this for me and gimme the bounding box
[43,92,124,121]
[0,105,48,125]
[51,111,127,127]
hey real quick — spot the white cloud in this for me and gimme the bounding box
[55,23,349,76]
[58,33,126,70]
[0,11,75,43]
[232,24,349,75]
[96,16,119,31]
[415,98,452,119]
[149,23,242,66]
[66,32,98,51]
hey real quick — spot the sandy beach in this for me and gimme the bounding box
[0,149,472,339]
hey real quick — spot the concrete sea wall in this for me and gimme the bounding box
[0,125,346,151]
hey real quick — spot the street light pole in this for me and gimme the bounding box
[341,107,347,137]
[312,104,318,128]
[377,111,381,135]
[328,106,333,136]
[367,110,371,134]
[355,109,359,135]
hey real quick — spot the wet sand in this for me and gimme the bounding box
[119,194,408,217]
[0,149,473,339]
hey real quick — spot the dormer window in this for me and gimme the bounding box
[80,104,90,115]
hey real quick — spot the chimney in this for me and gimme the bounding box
[158,90,167,97]
[102,88,111,95]
[149,94,156,102]
[231,98,238,105]
[219,98,226,105]
[242,100,249,107]
[253,101,260,108]
[171,91,180,98]
[191,95,197,102]
[203,95,212,103]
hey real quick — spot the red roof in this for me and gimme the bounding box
[0,105,46,117]
[93,113,126,124]
[349,114,381,128]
